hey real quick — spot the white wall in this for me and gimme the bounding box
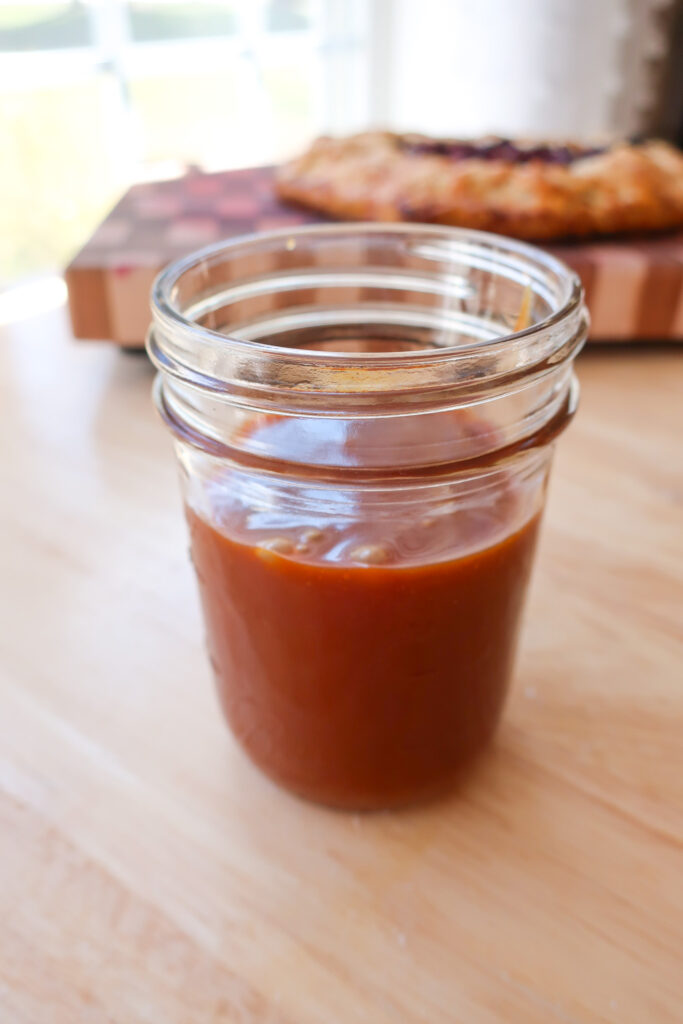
[373,0,672,140]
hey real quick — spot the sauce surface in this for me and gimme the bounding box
[186,413,543,808]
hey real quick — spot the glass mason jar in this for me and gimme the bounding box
[148,224,588,810]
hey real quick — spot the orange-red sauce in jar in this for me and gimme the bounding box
[186,414,542,809]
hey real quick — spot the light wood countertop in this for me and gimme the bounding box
[1,297,681,1023]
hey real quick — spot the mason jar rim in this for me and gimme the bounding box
[150,221,583,368]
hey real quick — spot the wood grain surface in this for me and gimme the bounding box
[1,299,682,1023]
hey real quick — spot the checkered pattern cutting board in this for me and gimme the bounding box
[65,165,683,346]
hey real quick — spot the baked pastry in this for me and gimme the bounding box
[275,132,683,240]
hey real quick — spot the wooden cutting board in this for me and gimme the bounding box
[65,165,683,347]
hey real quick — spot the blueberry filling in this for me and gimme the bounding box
[398,136,610,164]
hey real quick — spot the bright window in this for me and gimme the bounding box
[0,0,371,281]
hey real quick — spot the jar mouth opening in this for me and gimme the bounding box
[151,222,582,366]
[148,223,588,419]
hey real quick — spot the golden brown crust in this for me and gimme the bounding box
[275,132,683,240]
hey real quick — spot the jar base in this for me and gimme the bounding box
[225,714,500,812]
